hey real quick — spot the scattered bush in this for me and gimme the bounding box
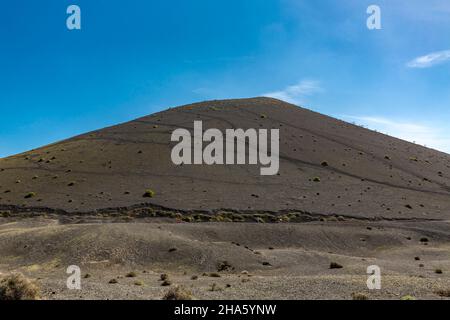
[143,189,155,198]
[134,281,143,286]
[24,192,36,199]
[160,274,168,281]
[0,273,40,300]
[217,261,234,272]
[108,279,118,284]
[161,280,172,286]
[351,292,369,300]
[125,272,137,278]
[435,269,443,274]
[312,177,321,182]
[330,262,343,269]
[208,272,221,278]
[162,285,193,300]
[435,289,450,297]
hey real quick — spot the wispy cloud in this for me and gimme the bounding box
[341,115,450,154]
[407,50,450,68]
[262,80,322,104]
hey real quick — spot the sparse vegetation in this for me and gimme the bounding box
[162,285,193,300]
[208,272,221,278]
[435,289,450,297]
[401,295,416,300]
[160,274,169,281]
[0,273,40,300]
[330,262,343,269]
[143,189,155,198]
[24,192,36,199]
[134,281,143,286]
[351,292,369,300]
[125,271,137,278]
[161,280,172,286]
[217,261,234,272]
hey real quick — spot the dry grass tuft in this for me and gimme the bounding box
[0,273,40,300]
[162,285,193,300]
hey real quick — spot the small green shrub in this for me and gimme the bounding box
[143,189,155,198]
[24,192,36,199]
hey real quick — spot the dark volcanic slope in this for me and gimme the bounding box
[1,97,450,219]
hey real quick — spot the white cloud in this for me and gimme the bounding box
[341,115,450,154]
[262,80,322,104]
[407,50,450,68]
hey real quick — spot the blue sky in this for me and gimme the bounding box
[1,0,450,157]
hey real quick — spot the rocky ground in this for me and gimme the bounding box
[1,216,448,300]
